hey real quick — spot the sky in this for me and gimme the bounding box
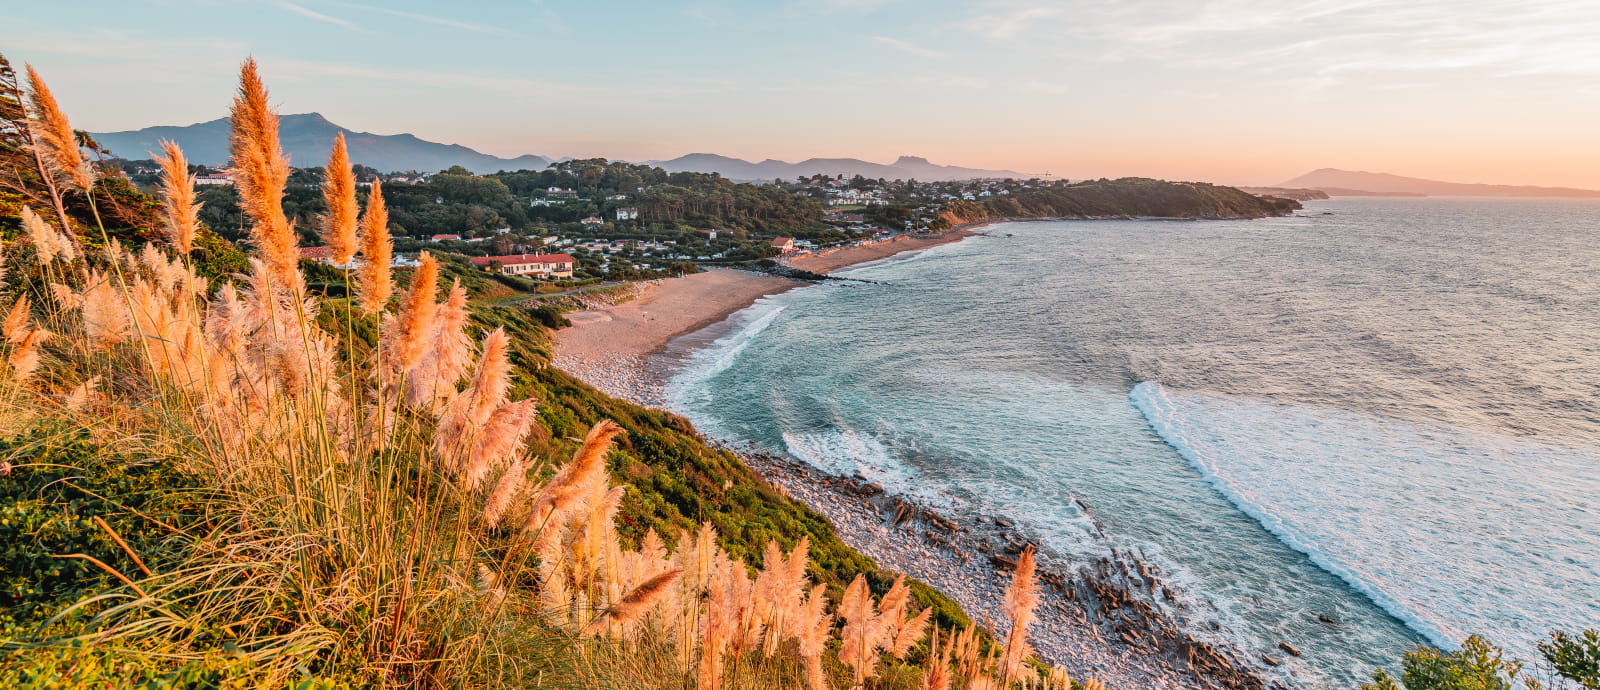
[8,0,1600,188]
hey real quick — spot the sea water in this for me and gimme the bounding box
[666,198,1600,688]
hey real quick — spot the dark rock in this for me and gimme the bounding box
[1260,654,1282,667]
[1278,642,1302,657]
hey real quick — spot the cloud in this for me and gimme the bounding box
[961,0,1600,83]
[873,36,945,59]
[325,1,521,37]
[274,1,367,31]
[1022,81,1068,95]
[269,58,606,98]
[818,0,906,12]
[909,74,989,90]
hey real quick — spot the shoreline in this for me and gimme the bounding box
[550,221,1280,689]
[552,228,977,405]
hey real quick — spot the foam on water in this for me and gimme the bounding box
[1131,380,1600,657]
[781,427,921,488]
[666,298,788,416]
[664,199,1600,686]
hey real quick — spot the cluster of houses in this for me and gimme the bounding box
[823,188,889,206]
[297,246,423,270]
[468,253,576,279]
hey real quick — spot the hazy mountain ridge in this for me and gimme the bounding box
[647,153,1025,182]
[1278,168,1600,198]
[92,113,552,174]
[93,115,1020,181]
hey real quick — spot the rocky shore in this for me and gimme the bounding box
[731,448,1285,690]
[548,224,1291,689]
[552,348,1284,690]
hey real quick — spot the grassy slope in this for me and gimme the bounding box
[475,302,973,630]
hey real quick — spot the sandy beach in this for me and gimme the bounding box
[552,229,974,404]
[551,224,1275,688]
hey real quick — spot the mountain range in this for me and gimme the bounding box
[91,113,1021,181]
[643,153,1023,182]
[93,113,552,175]
[1276,168,1600,198]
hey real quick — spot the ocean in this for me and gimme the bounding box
[665,198,1600,688]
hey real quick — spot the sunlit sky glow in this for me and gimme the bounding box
[10,0,1600,187]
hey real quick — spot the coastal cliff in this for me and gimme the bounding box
[946,178,1302,225]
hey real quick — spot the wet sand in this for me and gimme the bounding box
[552,230,974,403]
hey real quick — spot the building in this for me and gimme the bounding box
[430,234,461,242]
[194,173,232,186]
[546,187,579,200]
[297,245,358,269]
[770,237,797,254]
[615,207,639,221]
[581,216,604,226]
[468,253,576,279]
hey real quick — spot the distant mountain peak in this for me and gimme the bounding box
[650,154,1020,182]
[1278,168,1600,198]
[92,113,551,174]
[93,114,1019,181]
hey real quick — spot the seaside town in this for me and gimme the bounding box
[117,157,1077,292]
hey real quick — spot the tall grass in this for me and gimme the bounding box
[0,59,1105,690]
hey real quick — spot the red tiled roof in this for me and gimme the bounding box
[431,234,461,240]
[468,253,576,267]
[770,237,795,247]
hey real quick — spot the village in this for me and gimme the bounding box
[121,157,1067,290]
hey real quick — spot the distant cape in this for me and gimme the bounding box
[1276,168,1600,198]
[92,114,1022,181]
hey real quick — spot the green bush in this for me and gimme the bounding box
[1540,630,1600,689]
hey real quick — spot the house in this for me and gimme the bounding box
[770,237,797,254]
[298,245,360,269]
[430,234,461,242]
[468,253,577,279]
[194,173,232,186]
[546,187,579,200]
[615,207,639,221]
[581,216,604,226]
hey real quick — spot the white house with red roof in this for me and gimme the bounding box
[468,253,577,279]
[770,237,797,254]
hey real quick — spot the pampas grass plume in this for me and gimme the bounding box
[319,133,359,264]
[227,58,300,293]
[24,64,93,190]
[153,140,202,253]
[22,206,73,266]
[357,179,392,314]
[9,327,47,381]
[4,294,32,343]
[1001,545,1041,684]
[581,568,682,637]
[482,457,526,529]
[384,251,438,375]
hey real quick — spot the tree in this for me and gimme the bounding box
[1363,636,1537,690]
[1540,630,1600,689]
